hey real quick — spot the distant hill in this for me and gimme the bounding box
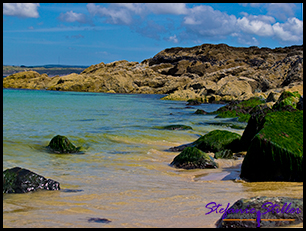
[3,64,89,77]
[21,64,89,68]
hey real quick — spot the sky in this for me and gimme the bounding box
[3,3,304,66]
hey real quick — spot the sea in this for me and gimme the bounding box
[3,88,303,228]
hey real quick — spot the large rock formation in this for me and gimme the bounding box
[3,44,303,102]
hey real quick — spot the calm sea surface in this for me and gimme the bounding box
[3,88,303,228]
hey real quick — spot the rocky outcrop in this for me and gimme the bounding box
[3,167,60,193]
[216,196,303,228]
[3,44,303,102]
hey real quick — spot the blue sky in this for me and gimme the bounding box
[3,3,303,66]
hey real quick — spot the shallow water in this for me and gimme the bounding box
[3,89,303,228]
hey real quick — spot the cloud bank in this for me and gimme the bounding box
[3,3,40,18]
[4,3,303,46]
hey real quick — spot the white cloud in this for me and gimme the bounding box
[237,15,274,37]
[182,5,237,39]
[166,34,179,43]
[146,3,188,15]
[272,17,303,42]
[87,3,135,25]
[267,3,297,21]
[3,3,40,18]
[58,10,91,24]
[85,3,302,45]
[87,3,188,25]
[114,3,145,15]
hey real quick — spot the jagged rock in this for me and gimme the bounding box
[3,44,303,103]
[170,147,218,169]
[3,167,60,193]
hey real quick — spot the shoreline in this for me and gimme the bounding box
[3,86,303,228]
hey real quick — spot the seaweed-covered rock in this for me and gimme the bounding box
[216,196,303,228]
[214,149,235,159]
[240,110,303,182]
[213,97,266,122]
[170,147,218,169]
[272,91,301,111]
[47,135,80,154]
[159,124,193,130]
[168,130,241,153]
[3,167,60,193]
[194,130,241,153]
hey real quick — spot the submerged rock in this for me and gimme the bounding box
[195,109,207,114]
[216,196,303,228]
[3,167,60,193]
[187,99,201,105]
[240,110,303,182]
[170,147,218,169]
[159,124,193,130]
[47,135,80,154]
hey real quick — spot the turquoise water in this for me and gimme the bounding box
[3,89,303,228]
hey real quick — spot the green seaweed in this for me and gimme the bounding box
[272,91,301,110]
[158,124,193,130]
[214,97,265,122]
[47,135,80,154]
[240,110,303,181]
[3,170,18,193]
[193,130,241,153]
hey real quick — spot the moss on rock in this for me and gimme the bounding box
[158,124,193,130]
[170,147,218,169]
[193,130,241,153]
[214,97,266,122]
[47,135,80,154]
[272,91,301,110]
[240,110,303,181]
